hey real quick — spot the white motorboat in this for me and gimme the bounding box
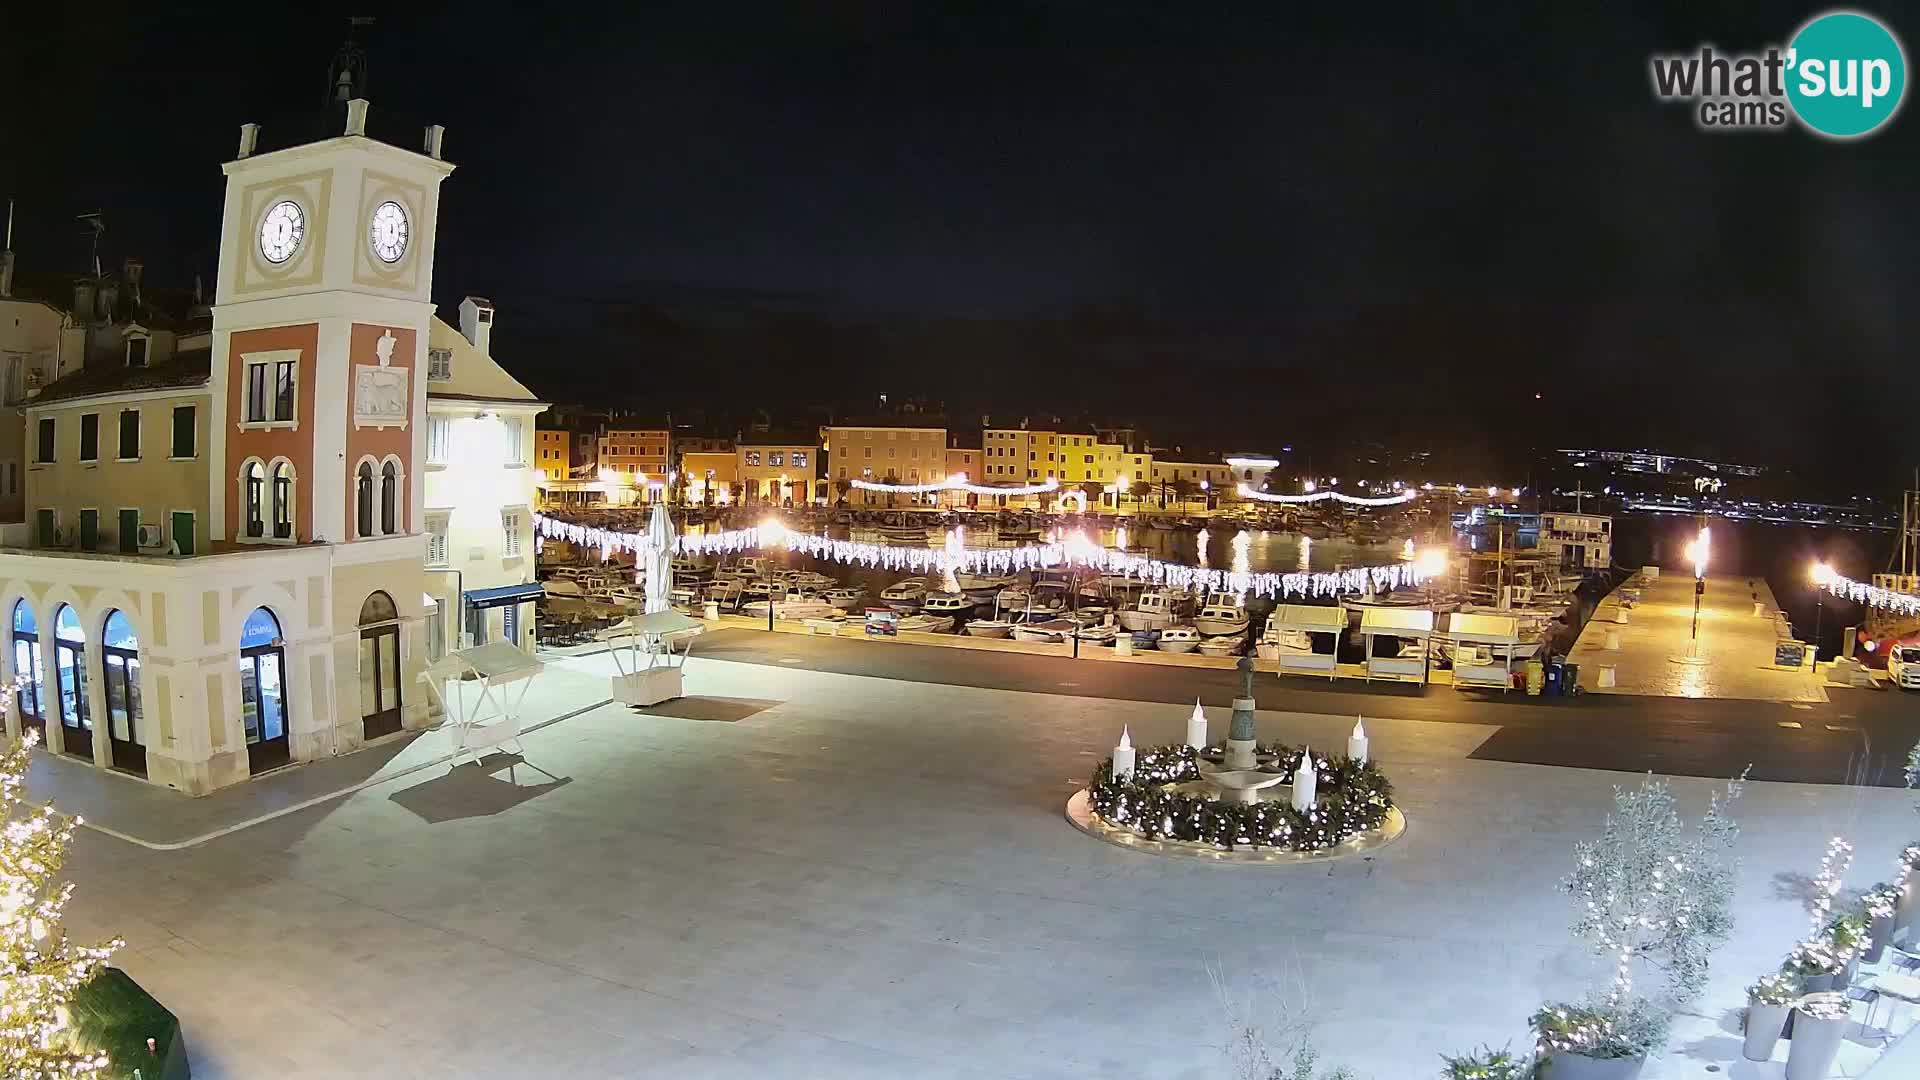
[788,571,836,591]
[1118,589,1186,632]
[1158,626,1202,653]
[880,578,930,612]
[955,572,1016,599]
[879,526,931,544]
[733,556,767,578]
[824,587,867,611]
[921,591,976,618]
[965,618,1017,638]
[896,613,955,633]
[1197,636,1244,657]
[670,557,713,583]
[1254,626,1316,661]
[740,598,840,621]
[740,578,785,604]
[1192,601,1250,637]
[1073,623,1119,644]
[1011,618,1077,643]
[705,579,745,610]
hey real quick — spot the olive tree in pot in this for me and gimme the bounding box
[1863,884,1901,963]
[1741,974,1797,1062]
[1439,1044,1532,1079]
[1824,911,1868,986]
[1537,772,1748,1077]
[1785,991,1849,1080]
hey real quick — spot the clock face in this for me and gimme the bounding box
[368,200,410,264]
[258,200,306,265]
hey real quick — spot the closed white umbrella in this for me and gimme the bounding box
[644,503,675,614]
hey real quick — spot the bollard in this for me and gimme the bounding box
[1604,628,1620,651]
[1115,633,1134,657]
[1597,665,1616,688]
[704,600,721,620]
[1616,609,1630,625]
[1752,601,1766,617]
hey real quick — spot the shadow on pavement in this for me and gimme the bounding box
[634,696,782,723]
[386,754,572,824]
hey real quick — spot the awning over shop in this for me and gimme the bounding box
[465,582,545,609]
[1267,605,1347,634]
[1358,607,1434,639]
[1447,612,1521,645]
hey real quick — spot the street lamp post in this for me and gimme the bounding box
[1810,560,1832,670]
[1687,524,1710,650]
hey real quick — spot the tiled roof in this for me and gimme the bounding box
[29,350,211,405]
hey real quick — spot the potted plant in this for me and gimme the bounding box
[1785,991,1849,1080]
[1531,1001,1658,1079]
[1864,884,1901,962]
[1826,912,1868,985]
[1742,974,1796,1061]
[1440,1044,1531,1079]
[1897,844,1920,945]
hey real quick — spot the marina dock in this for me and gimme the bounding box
[1567,568,1825,703]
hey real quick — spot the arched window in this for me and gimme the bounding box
[271,461,294,539]
[244,460,265,537]
[359,591,398,625]
[100,610,144,776]
[10,601,43,734]
[51,604,89,759]
[380,460,399,535]
[356,461,374,538]
[239,607,290,773]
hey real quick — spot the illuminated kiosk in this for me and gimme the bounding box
[419,641,544,768]
[1265,604,1345,679]
[1360,606,1434,683]
[598,610,704,706]
[1448,612,1523,691]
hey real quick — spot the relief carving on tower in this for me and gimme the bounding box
[352,329,409,430]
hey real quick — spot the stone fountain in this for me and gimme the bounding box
[1196,657,1290,804]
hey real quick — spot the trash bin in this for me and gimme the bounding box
[1544,662,1563,697]
[1525,659,1545,696]
[1114,634,1134,657]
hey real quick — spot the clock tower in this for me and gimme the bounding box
[209,98,455,753]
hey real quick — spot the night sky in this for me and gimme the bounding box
[5,3,1915,484]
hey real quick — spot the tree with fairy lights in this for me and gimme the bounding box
[0,710,123,1078]
[1548,770,1747,1058]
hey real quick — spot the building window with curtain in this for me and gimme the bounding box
[245,461,265,538]
[380,461,399,535]
[356,462,374,538]
[271,462,293,539]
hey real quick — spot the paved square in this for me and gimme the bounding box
[50,651,1920,1078]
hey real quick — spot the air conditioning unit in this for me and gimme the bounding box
[136,523,166,551]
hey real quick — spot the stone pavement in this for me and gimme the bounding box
[48,651,1920,1078]
[1570,571,1826,703]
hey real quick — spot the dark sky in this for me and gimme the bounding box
[5,2,1916,485]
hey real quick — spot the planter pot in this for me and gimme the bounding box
[1785,1006,1847,1080]
[1782,975,1836,1038]
[1540,1050,1646,1080]
[1743,1002,1789,1061]
[1899,880,1918,946]
[1841,953,1859,987]
[612,667,682,706]
[1868,912,1894,963]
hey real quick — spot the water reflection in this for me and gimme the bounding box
[1298,535,1313,572]
[1196,528,1210,568]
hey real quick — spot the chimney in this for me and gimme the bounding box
[237,122,259,159]
[458,296,495,355]
[123,258,143,306]
[423,124,446,160]
[73,281,95,321]
[345,98,369,137]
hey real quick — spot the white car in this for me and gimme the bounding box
[1889,644,1920,690]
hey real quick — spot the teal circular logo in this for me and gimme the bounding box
[1786,11,1907,138]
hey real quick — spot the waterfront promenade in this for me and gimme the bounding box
[1567,569,1826,703]
[46,649,1920,1078]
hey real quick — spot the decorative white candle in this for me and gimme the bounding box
[1112,726,1137,781]
[1186,698,1208,750]
[1291,745,1317,811]
[1348,716,1369,765]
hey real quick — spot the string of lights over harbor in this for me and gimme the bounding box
[532,514,1440,600]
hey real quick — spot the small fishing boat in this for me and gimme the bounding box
[880,577,930,612]
[1192,601,1250,637]
[896,613,955,633]
[824,586,867,611]
[1254,626,1316,661]
[1073,623,1119,644]
[955,572,1016,599]
[1011,618,1078,643]
[740,598,840,621]
[879,527,930,544]
[921,591,976,619]
[669,557,712,583]
[1158,626,1202,653]
[965,617,1017,638]
[1117,589,1185,632]
[1196,635,1244,657]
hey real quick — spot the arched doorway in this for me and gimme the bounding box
[10,602,44,740]
[52,604,90,760]
[100,610,145,776]
[238,607,290,773]
[358,591,402,740]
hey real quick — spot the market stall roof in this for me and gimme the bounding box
[1267,605,1347,633]
[1358,607,1434,638]
[1448,612,1522,645]
[596,611,706,639]
[423,642,545,684]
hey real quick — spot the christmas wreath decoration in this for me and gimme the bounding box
[1086,742,1395,851]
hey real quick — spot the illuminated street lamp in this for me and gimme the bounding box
[1810,560,1834,663]
[1685,525,1710,645]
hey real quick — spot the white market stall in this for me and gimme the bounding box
[1446,612,1523,691]
[1360,607,1434,684]
[598,609,705,706]
[1264,604,1347,679]
[419,641,546,768]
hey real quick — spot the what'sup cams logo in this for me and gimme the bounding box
[1650,9,1906,138]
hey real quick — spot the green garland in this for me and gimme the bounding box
[1086,742,1395,851]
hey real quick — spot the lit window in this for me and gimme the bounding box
[791,451,807,468]
[744,451,761,466]
[769,452,783,467]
